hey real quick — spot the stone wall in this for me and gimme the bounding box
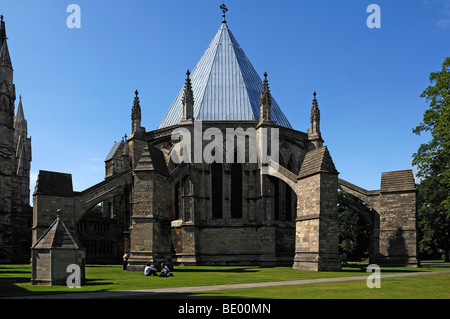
[31,249,85,286]
[127,146,173,271]
[378,189,418,267]
[291,147,341,271]
[32,194,75,244]
[294,172,340,271]
[338,170,419,267]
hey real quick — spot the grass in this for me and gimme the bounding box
[173,273,450,299]
[0,261,449,299]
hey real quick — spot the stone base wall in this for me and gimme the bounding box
[127,216,172,271]
[294,169,341,272]
[377,190,418,267]
[169,223,295,266]
[31,249,85,286]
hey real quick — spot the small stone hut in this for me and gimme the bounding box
[31,211,85,286]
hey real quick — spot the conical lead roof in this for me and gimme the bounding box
[158,22,292,129]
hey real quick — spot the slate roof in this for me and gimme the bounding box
[34,170,74,197]
[32,215,84,250]
[380,170,416,192]
[158,22,292,129]
[105,140,123,162]
[298,146,338,178]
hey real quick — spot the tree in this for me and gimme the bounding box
[417,174,449,260]
[413,56,450,261]
[338,191,371,261]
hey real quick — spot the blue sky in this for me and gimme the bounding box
[2,0,450,199]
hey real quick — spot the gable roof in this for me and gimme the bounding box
[105,140,124,162]
[158,22,292,129]
[298,146,338,179]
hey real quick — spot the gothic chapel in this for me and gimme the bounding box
[32,6,419,271]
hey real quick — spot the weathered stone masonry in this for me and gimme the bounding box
[0,16,32,263]
[30,9,419,271]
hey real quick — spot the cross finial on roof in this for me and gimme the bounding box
[220,3,228,23]
[186,69,190,78]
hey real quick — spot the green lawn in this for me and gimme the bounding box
[171,273,450,299]
[1,261,449,299]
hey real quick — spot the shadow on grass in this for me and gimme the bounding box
[85,279,115,286]
[174,267,260,274]
[86,265,121,268]
[0,277,31,297]
[0,269,30,275]
[423,264,450,269]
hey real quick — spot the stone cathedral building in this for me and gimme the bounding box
[32,7,419,271]
[0,16,32,263]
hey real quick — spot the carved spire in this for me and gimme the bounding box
[131,90,141,133]
[307,91,323,150]
[0,15,5,45]
[182,70,194,121]
[0,15,13,82]
[13,95,31,181]
[14,95,26,132]
[259,72,272,123]
[311,91,320,124]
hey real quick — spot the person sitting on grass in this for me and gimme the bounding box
[159,262,173,277]
[144,263,157,276]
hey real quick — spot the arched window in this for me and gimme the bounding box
[230,151,243,219]
[173,176,194,221]
[173,181,182,220]
[272,177,280,220]
[286,157,296,221]
[211,163,223,219]
[285,182,292,221]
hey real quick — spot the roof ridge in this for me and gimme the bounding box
[195,23,224,119]
[31,218,58,249]
[298,146,338,179]
[158,22,292,129]
[228,25,258,120]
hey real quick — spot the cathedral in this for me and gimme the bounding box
[30,6,419,271]
[0,16,32,263]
